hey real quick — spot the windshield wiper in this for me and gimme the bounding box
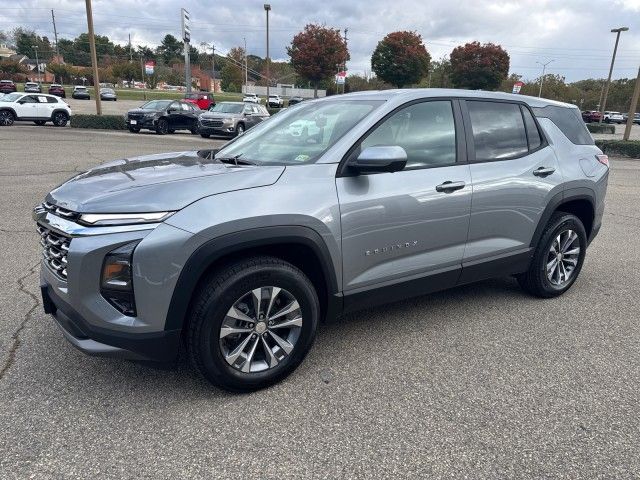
[215,154,258,166]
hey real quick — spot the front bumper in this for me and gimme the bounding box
[198,123,236,136]
[41,283,180,362]
[127,116,156,129]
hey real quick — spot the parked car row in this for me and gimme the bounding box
[242,92,305,107]
[125,100,270,137]
[582,109,640,124]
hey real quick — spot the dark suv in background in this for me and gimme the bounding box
[126,99,202,135]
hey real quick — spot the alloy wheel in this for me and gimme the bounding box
[546,229,581,286]
[0,111,14,126]
[219,286,303,373]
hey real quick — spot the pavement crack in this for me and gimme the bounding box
[0,263,40,381]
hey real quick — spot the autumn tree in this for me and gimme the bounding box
[371,31,430,88]
[449,41,509,91]
[287,24,349,97]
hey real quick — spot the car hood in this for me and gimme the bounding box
[47,150,285,213]
[201,111,242,119]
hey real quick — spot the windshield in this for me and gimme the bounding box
[216,100,383,165]
[210,103,244,114]
[0,93,21,102]
[141,100,171,110]
[101,88,115,94]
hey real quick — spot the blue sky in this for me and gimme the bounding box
[1,0,639,82]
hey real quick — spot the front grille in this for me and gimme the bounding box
[42,201,79,221]
[201,119,223,128]
[128,113,144,121]
[37,224,71,279]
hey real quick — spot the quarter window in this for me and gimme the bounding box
[360,101,457,168]
[467,101,528,161]
[521,106,542,150]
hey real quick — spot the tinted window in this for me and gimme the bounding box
[46,96,58,104]
[22,95,38,103]
[467,101,528,160]
[521,106,542,150]
[361,100,456,168]
[533,105,594,145]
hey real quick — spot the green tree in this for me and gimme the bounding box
[287,24,349,97]
[157,34,183,65]
[371,31,430,88]
[449,41,510,91]
[12,28,53,60]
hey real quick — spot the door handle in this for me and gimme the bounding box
[435,181,466,193]
[533,166,555,177]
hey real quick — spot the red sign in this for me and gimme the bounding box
[512,81,524,94]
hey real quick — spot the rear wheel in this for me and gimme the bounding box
[52,112,68,127]
[518,212,587,298]
[156,118,169,135]
[190,126,198,135]
[187,256,319,392]
[0,110,14,126]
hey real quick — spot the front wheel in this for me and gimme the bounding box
[235,123,245,137]
[0,110,15,126]
[187,256,319,392]
[52,112,68,127]
[155,118,169,135]
[518,212,587,298]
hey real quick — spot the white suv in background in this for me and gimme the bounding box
[242,93,261,103]
[603,111,624,124]
[267,94,284,108]
[0,92,71,127]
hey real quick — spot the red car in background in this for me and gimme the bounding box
[48,84,66,98]
[0,80,17,94]
[582,110,602,123]
[183,92,215,110]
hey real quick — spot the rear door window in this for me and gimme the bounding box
[467,101,528,161]
[532,105,594,145]
[521,106,542,150]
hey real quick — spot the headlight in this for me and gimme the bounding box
[101,241,139,316]
[79,212,173,226]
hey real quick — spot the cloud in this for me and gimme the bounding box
[1,0,638,81]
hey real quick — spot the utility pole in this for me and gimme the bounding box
[211,44,215,93]
[264,4,271,100]
[623,65,640,141]
[51,10,60,60]
[84,0,102,115]
[181,8,191,94]
[139,54,147,100]
[343,28,348,94]
[128,33,133,62]
[244,36,248,92]
[536,59,554,97]
[600,26,629,123]
[33,46,40,83]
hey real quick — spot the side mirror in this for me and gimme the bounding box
[349,146,407,174]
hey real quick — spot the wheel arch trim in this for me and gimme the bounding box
[531,187,596,248]
[164,225,340,331]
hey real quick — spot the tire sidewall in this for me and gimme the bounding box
[156,118,168,135]
[536,214,587,295]
[195,264,319,390]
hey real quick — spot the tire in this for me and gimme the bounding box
[156,118,169,135]
[235,123,245,137]
[0,110,14,126]
[190,126,199,135]
[34,120,46,126]
[52,112,68,127]
[200,133,210,138]
[187,256,319,392]
[128,126,141,133]
[517,212,587,298]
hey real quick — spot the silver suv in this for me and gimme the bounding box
[35,89,608,391]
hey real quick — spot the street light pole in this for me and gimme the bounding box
[599,26,629,123]
[264,4,271,101]
[536,60,554,97]
[33,46,40,83]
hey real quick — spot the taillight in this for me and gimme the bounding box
[596,154,609,167]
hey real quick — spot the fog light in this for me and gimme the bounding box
[101,241,139,316]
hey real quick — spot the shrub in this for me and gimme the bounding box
[595,140,640,159]
[70,114,127,130]
[586,123,615,134]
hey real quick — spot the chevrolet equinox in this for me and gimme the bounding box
[35,89,608,391]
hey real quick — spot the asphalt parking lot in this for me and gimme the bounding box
[0,126,639,478]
